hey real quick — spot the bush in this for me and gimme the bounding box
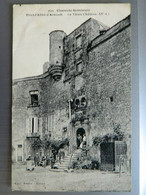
[81,160,92,169]
[91,160,100,170]
[51,138,69,153]
[72,161,79,169]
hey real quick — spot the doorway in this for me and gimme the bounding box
[100,142,115,171]
[76,128,85,148]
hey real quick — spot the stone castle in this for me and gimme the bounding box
[12,16,131,171]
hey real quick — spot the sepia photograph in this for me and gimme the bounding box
[12,4,131,192]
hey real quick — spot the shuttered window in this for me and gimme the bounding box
[30,117,39,133]
[48,114,55,132]
[76,35,82,48]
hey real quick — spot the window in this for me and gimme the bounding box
[30,90,38,106]
[48,114,55,132]
[32,118,34,133]
[48,115,51,132]
[75,76,84,91]
[71,99,75,109]
[76,35,82,48]
[99,30,106,35]
[76,62,82,73]
[31,117,39,133]
[63,127,67,132]
[75,99,80,107]
[81,97,87,107]
[17,144,22,162]
[74,97,87,109]
[110,96,114,102]
[31,94,38,106]
[75,50,82,60]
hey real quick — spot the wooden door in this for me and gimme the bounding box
[100,142,115,171]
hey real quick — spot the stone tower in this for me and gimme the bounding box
[49,30,66,80]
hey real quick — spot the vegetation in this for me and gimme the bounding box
[31,137,69,154]
[92,123,124,146]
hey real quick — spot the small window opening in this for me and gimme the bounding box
[59,46,61,49]
[75,99,80,107]
[81,97,86,107]
[100,30,106,35]
[76,62,82,73]
[70,99,75,109]
[110,96,113,102]
[63,127,67,132]
[76,35,82,48]
[17,144,22,162]
[31,94,38,106]
[56,61,58,64]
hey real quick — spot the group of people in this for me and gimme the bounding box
[34,153,48,168]
[77,134,86,149]
[31,148,65,169]
[26,135,87,170]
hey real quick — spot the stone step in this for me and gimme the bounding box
[54,149,82,169]
[58,162,69,165]
[72,156,79,158]
[59,165,71,168]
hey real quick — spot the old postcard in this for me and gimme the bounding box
[12,4,131,192]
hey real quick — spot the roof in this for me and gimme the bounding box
[67,17,109,37]
[88,15,131,51]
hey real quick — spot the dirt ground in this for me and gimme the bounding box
[12,164,131,192]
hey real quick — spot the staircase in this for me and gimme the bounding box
[54,149,82,170]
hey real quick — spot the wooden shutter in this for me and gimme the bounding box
[29,118,32,133]
[26,118,29,134]
[39,117,42,136]
[34,117,38,133]
[48,115,51,132]
[115,141,127,172]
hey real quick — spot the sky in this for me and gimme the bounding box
[13,4,130,79]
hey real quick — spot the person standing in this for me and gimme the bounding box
[77,134,82,148]
[34,153,40,167]
[42,155,46,168]
[83,134,86,146]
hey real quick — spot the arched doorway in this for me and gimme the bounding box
[76,128,85,148]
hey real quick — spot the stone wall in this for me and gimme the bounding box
[12,77,43,162]
[86,18,131,143]
[12,72,71,162]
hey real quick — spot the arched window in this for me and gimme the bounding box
[81,97,87,107]
[75,99,80,107]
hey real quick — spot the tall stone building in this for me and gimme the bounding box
[12,16,131,171]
